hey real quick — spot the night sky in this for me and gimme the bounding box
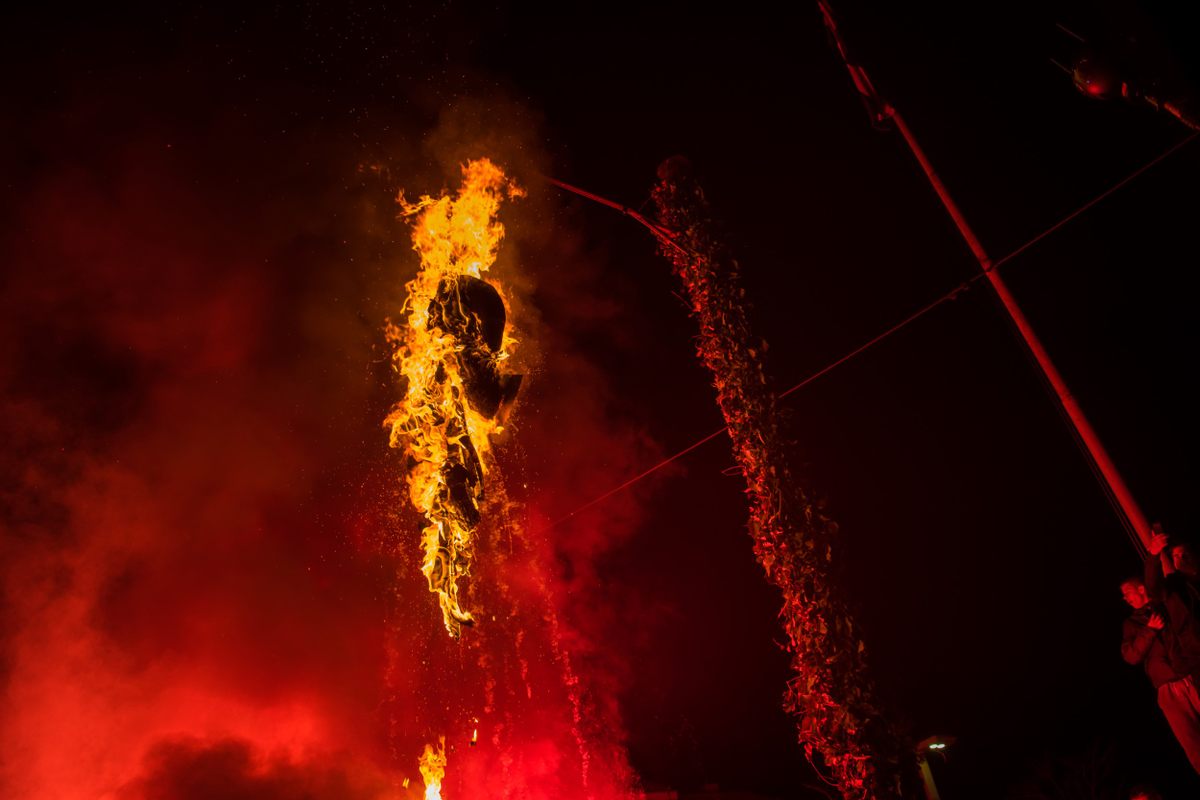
[3,2,1199,799]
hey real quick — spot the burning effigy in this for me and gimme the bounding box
[385,158,524,638]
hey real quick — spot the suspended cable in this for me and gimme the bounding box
[990,131,1199,272]
[544,274,983,531]
[540,132,1196,532]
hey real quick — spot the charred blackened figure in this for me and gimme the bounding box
[428,275,523,420]
[422,275,522,627]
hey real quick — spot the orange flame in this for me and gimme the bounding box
[418,737,448,800]
[385,158,523,637]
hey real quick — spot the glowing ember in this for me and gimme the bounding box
[385,158,524,637]
[652,161,904,798]
[419,737,448,800]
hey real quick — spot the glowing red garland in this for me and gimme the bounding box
[652,161,904,799]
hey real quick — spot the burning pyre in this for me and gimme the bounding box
[385,158,524,638]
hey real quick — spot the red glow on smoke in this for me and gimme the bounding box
[1,90,656,799]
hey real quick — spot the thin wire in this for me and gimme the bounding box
[540,133,1196,531]
[545,274,984,530]
[545,427,730,529]
[779,278,981,400]
[983,132,1195,559]
[543,175,698,260]
[989,132,1198,272]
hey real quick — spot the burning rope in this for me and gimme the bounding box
[651,158,906,799]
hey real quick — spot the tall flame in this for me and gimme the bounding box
[419,738,448,800]
[385,158,524,637]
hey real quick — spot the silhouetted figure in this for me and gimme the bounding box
[1167,539,1200,583]
[1121,575,1199,763]
[1143,528,1200,773]
[1122,576,1172,686]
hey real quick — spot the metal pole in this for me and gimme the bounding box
[818,0,1152,550]
[917,757,941,800]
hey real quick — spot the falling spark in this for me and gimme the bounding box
[652,160,904,798]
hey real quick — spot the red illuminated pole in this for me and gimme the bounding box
[817,1,1153,550]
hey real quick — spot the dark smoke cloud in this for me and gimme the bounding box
[118,737,393,800]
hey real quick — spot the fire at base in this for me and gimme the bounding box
[385,159,524,638]
[419,738,448,800]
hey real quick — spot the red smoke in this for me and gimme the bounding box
[1,75,659,798]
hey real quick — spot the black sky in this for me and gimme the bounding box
[4,1,1200,798]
